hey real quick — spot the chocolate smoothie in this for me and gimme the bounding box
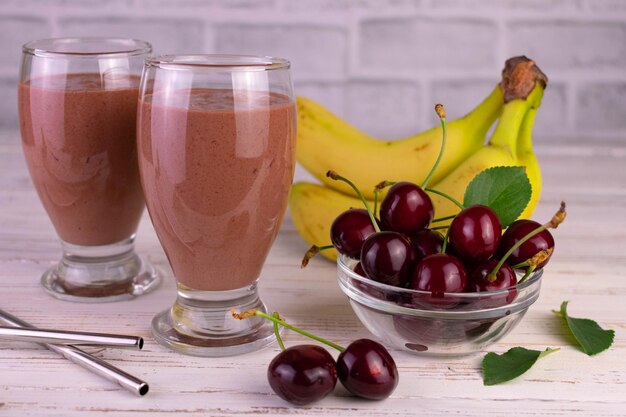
[18,73,145,246]
[138,89,296,291]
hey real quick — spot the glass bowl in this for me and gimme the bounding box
[337,255,543,356]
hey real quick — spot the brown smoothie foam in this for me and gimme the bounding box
[18,73,145,246]
[138,88,296,291]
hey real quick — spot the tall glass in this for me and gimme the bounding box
[18,38,160,302]
[137,55,296,356]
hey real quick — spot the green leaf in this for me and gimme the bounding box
[554,301,615,356]
[482,347,559,386]
[463,166,532,227]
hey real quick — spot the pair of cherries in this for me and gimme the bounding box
[331,180,555,303]
[233,309,398,406]
[268,339,397,405]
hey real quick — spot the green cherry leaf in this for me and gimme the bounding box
[553,301,615,356]
[482,347,559,386]
[463,166,532,227]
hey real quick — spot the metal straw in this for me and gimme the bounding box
[0,309,149,396]
[0,326,143,349]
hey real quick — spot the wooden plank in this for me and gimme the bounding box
[0,133,625,416]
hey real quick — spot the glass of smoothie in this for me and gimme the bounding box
[18,38,161,302]
[137,55,296,356]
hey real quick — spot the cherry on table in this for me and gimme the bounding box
[337,339,398,400]
[379,181,434,234]
[448,205,502,262]
[360,231,416,287]
[331,208,378,259]
[267,344,337,406]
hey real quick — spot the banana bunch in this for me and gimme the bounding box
[290,57,548,261]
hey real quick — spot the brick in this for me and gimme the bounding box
[295,82,345,117]
[533,82,568,138]
[359,18,497,72]
[0,16,52,72]
[214,24,347,81]
[0,76,19,131]
[139,0,274,9]
[584,0,626,12]
[430,79,496,123]
[576,83,626,131]
[345,80,422,139]
[0,0,126,7]
[59,17,205,55]
[282,0,420,11]
[506,21,626,71]
[429,0,579,11]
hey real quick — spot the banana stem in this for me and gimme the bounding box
[421,104,447,189]
[425,188,465,210]
[327,171,380,233]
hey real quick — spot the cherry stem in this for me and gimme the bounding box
[232,309,345,353]
[327,170,380,233]
[421,104,447,189]
[373,180,396,216]
[488,202,566,281]
[511,260,530,269]
[272,312,286,351]
[441,225,452,254]
[517,265,536,284]
[432,214,457,223]
[301,244,334,268]
[431,225,449,231]
[425,188,465,210]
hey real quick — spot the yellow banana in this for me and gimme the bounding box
[427,84,545,226]
[289,181,364,261]
[296,85,503,200]
[289,85,546,261]
[517,105,542,220]
[290,56,548,260]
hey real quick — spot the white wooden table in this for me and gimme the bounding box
[1,130,625,416]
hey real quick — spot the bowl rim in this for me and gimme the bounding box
[337,254,543,318]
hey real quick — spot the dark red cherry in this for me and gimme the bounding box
[351,262,387,300]
[360,232,415,287]
[468,259,517,308]
[410,253,467,294]
[379,182,434,234]
[337,339,398,400]
[354,262,366,277]
[448,205,502,262]
[408,229,443,262]
[331,209,378,259]
[267,345,337,405]
[496,219,555,269]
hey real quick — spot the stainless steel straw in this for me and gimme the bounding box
[0,309,149,396]
[0,326,143,349]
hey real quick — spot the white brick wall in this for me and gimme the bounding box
[1,0,626,143]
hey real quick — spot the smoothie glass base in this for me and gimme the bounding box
[152,282,278,357]
[41,237,161,303]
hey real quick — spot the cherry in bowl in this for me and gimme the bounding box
[337,255,544,356]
